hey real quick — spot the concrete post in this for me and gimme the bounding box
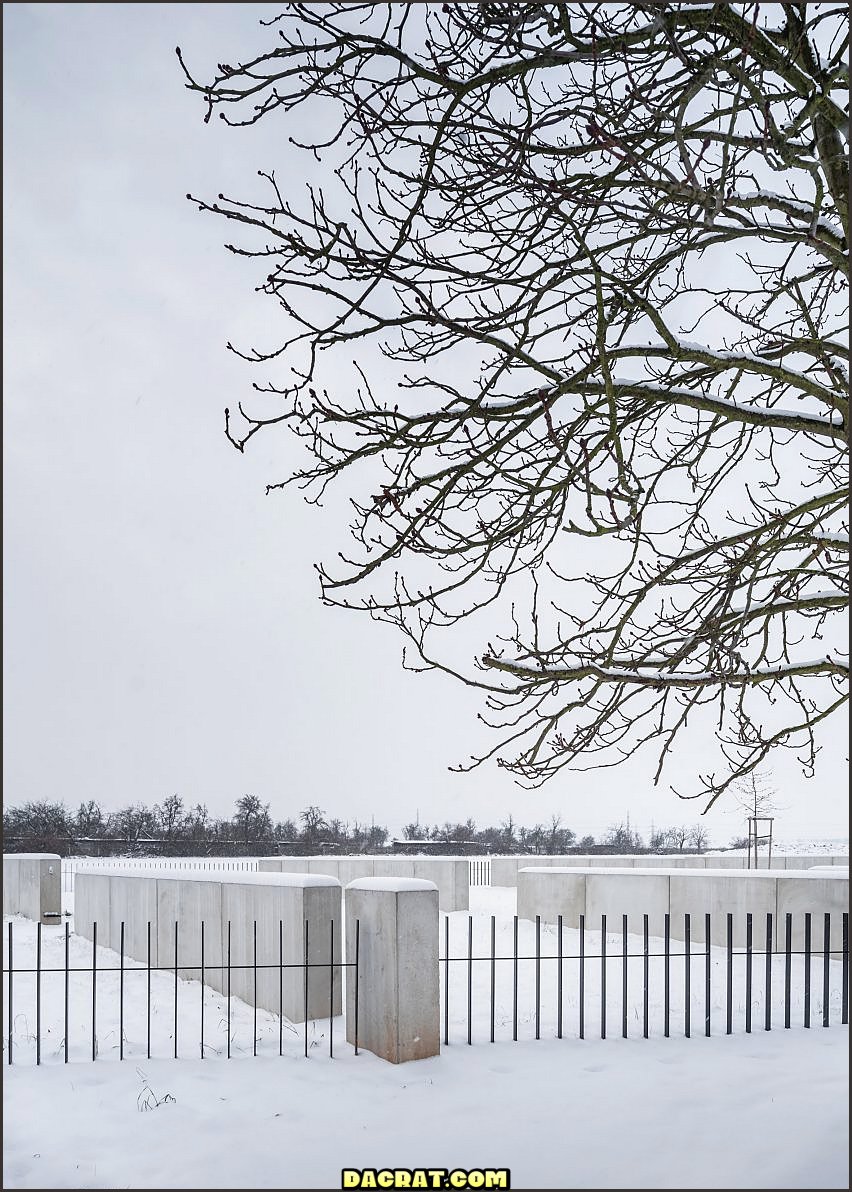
[345,877,439,1064]
[3,854,62,925]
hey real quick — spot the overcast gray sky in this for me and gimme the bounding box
[4,3,848,845]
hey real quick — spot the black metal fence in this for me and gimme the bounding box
[439,910,849,1045]
[3,917,359,1066]
[5,909,848,1067]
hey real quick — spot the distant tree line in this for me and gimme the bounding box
[2,797,717,857]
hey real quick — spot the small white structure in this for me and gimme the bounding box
[345,877,440,1064]
[2,853,62,925]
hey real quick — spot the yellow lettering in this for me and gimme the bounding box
[342,1172,361,1189]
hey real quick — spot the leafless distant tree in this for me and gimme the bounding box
[181,2,848,809]
[687,823,710,851]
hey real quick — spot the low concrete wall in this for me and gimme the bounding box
[3,854,62,925]
[517,866,848,949]
[259,856,469,911]
[492,851,848,885]
[73,870,342,1020]
[669,870,777,947]
[776,872,849,952]
[345,877,439,1064]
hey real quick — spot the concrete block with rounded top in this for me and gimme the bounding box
[2,854,62,925]
[345,877,439,1064]
[517,868,586,925]
[221,873,342,1020]
[775,871,848,952]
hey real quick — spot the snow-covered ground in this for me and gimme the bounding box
[3,887,848,1189]
[709,839,848,856]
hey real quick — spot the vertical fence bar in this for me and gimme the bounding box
[279,920,283,1058]
[745,913,753,1034]
[726,913,733,1036]
[512,915,518,1042]
[842,913,848,1026]
[784,913,792,1028]
[622,914,628,1039]
[663,913,670,1039]
[227,920,231,1059]
[490,915,496,1045]
[804,913,811,1028]
[534,915,541,1042]
[92,921,97,1062]
[354,919,360,1056]
[765,913,772,1032]
[7,922,12,1065]
[822,913,830,1029]
[64,921,69,1063]
[200,921,205,1060]
[147,921,151,1060]
[579,914,585,1041]
[174,921,178,1059]
[468,915,473,1046]
[643,914,649,1040]
[119,921,125,1060]
[304,919,309,1058]
[253,920,258,1058]
[36,922,41,1066]
[684,914,690,1039]
[329,919,334,1059]
[444,916,449,1047]
[600,914,606,1040]
[557,914,563,1041]
[705,913,711,1038]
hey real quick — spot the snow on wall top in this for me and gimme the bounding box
[73,868,340,888]
[3,853,61,862]
[346,877,438,893]
[518,866,849,880]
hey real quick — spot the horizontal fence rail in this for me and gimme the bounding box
[439,911,849,1047]
[3,917,358,1067]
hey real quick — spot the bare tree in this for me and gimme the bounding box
[181,3,848,809]
[668,825,692,852]
[686,823,710,851]
[730,766,781,860]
